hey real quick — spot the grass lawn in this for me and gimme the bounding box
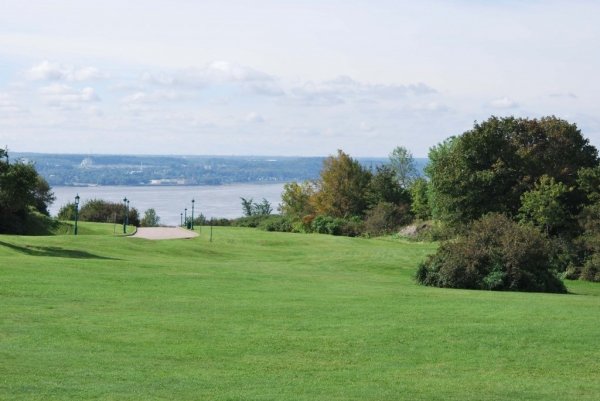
[1,225,599,400]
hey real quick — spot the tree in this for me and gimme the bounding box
[409,177,431,220]
[312,150,372,218]
[0,150,55,234]
[426,116,598,226]
[389,146,418,188]
[519,175,570,235]
[241,197,254,217]
[279,181,316,218]
[240,197,273,217]
[365,165,410,209]
[141,208,160,227]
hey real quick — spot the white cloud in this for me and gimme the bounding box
[27,60,106,82]
[490,96,518,109]
[289,75,436,106]
[121,90,184,104]
[0,93,24,113]
[244,112,264,123]
[39,84,100,109]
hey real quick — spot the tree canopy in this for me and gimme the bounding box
[426,116,598,225]
[0,150,55,234]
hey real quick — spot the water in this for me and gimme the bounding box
[49,183,286,226]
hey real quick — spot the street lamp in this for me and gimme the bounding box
[191,199,195,230]
[184,208,187,228]
[74,194,80,235]
[123,197,128,234]
[126,199,130,227]
[180,212,183,227]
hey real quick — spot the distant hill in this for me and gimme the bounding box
[13,153,428,186]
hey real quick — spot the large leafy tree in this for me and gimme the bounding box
[0,150,55,233]
[313,150,372,218]
[426,116,598,225]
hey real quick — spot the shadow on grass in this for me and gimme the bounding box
[0,241,121,260]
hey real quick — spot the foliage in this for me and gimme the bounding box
[518,175,571,234]
[279,181,316,218]
[57,202,77,220]
[312,150,372,218]
[364,202,411,236]
[426,116,598,225]
[365,165,410,208]
[141,208,160,227]
[416,213,566,293]
[257,215,294,232]
[311,215,363,237]
[409,177,431,220]
[78,199,140,226]
[241,197,273,217]
[389,146,418,188]
[0,149,55,234]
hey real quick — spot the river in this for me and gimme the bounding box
[49,183,286,226]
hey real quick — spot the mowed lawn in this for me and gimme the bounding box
[1,225,599,401]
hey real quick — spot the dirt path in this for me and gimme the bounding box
[131,227,199,240]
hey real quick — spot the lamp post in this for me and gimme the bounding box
[126,199,130,228]
[123,197,128,234]
[180,213,183,227]
[74,194,80,235]
[191,199,195,230]
[184,208,187,228]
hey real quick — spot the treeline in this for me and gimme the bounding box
[58,199,140,227]
[250,116,600,292]
[0,149,56,234]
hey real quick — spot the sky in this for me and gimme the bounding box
[0,0,599,157]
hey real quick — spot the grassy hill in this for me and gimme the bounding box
[1,225,599,400]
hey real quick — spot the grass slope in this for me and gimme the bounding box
[0,226,599,400]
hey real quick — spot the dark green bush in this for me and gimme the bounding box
[581,255,600,282]
[77,199,140,226]
[258,215,294,232]
[310,215,363,237]
[416,213,567,293]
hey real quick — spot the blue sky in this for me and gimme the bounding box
[1,0,599,157]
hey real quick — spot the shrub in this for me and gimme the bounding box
[581,255,600,282]
[416,213,567,293]
[78,199,140,226]
[258,215,294,232]
[364,202,412,236]
[311,215,364,237]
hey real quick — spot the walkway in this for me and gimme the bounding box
[131,227,199,240]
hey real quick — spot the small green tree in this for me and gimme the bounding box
[365,165,410,208]
[279,181,316,218]
[141,208,160,227]
[409,177,431,220]
[389,146,418,188]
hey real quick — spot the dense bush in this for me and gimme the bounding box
[311,215,363,236]
[416,213,566,293]
[67,199,141,226]
[258,215,294,232]
[364,202,411,236]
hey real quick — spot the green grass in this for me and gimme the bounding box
[1,226,599,400]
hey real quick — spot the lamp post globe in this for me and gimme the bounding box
[74,194,80,235]
[123,197,128,234]
[191,199,195,230]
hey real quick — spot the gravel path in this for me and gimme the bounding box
[131,227,199,240]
